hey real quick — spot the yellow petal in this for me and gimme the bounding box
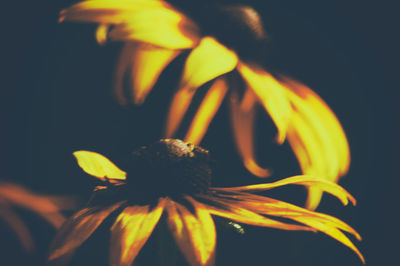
[60,0,199,49]
[164,87,197,138]
[230,88,271,177]
[95,24,109,44]
[0,205,34,252]
[213,175,356,206]
[180,37,238,91]
[165,198,216,266]
[114,43,180,105]
[184,78,228,145]
[48,202,125,261]
[237,63,292,144]
[282,77,350,209]
[294,217,365,263]
[109,198,166,266]
[197,194,313,232]
[73,150,127,181]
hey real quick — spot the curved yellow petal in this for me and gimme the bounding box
[165,198,216,266]
[73,151,126,181]
[282,77,350,209]
[48,202,125,261]
[230,88,271,177]
[109,198,166,266]
[60,0,199,49]
[197,194,313,232]
[114,43,180,105]
[95,24,110,44]
[213,175,356,206]
[180,37,238,91]
[237,63,292,144]
[184,78,228,145]
[223,192,364,263]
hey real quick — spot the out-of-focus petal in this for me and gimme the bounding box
[230,88,271,177]
[109,198,166,266]
[197,194,313,232]
[48,202,125,262]
[165,87,197,138]
[73,150,127,182]
[281,77,350,209]
[166,37,238,138]
[213,175,356,206]
[0,183,67,227]
[237,63,292,144]
[165,198,216,266]
[114,43,180,105]
[180,37,238,91]
[95,24,110,44]
[0,204,34,252]
[60,0,200,49]
[185,78,228,145]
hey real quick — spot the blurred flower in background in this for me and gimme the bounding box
[48,139,363,265]
[59,0,350,210]
[0,182,74,252]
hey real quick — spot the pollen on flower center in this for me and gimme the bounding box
[126,139,212,197]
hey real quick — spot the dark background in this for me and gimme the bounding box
[1,0,398,265]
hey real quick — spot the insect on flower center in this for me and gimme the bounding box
[126,139,212,197]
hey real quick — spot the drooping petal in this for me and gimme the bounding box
[114,43,180,105]
[60,0,200,49]
[165,37,238,138]
[237,63,292,144]
[179,37,238,92]
[109,198,166,266]
[165,198,216,266]
[0,183,67,228]
[213,175,356,206]
[0,204,34,252]
[281,77,351,210]
[184,78,228,145]
[48,202,125,262]
[73,151,127,182]
[197,194,313,232]
[230,87,271,177]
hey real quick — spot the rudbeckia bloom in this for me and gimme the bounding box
[60,0,350,210]
[48,139,363,265]
[0,182,69,252]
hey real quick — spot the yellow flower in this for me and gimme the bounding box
[48,139,363,265]
[0,182,69,252]
[60,0,350,210]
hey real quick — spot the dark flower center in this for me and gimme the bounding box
[126,139,212,198]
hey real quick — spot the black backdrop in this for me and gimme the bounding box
[1,0,397,265]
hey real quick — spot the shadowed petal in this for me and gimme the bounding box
[282,77,350,210]
[109,198,166,266]
[165,198,216,266]
[237,63,292,144]
[213,175,356,206]
[230,88,271,177]
[0,204,34,252]
[60,0,199,49]
[0,183,67,228]
[185,78,229,145]
[48,202,125,262]
[73,151,127,182]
